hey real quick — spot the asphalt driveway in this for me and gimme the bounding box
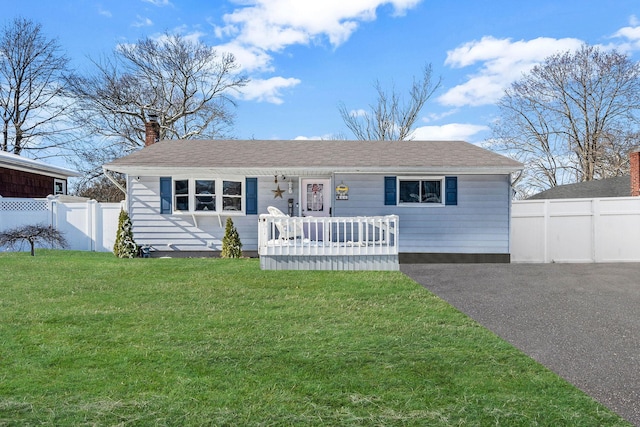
[401,263,640,426]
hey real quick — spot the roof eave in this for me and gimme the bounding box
[0,160,82,178]
[103,165,522,177]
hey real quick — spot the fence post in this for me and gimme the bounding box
[592,198,599,262]
[88,199,97,251]
[543,200,549,263]
[47,195,57,229]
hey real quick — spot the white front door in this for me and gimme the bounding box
[301,178,331,217]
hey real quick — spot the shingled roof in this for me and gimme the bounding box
[528,176,631,199]
[104,139,522,176]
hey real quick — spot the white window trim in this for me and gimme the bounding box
[54,179,66,195]
[172,177,246,215]
[397,176,445,207]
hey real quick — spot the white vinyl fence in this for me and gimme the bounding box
[511,197,640,263]
[0,196,122,252]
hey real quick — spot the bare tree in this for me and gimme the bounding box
[67,33,249,179]
[491,44,640,196]
[71,174,126,202]
[0,17,73,156]
[339,64,441,140]
[0,223,68,256]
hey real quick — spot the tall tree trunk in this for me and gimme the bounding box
[1,118,7,152]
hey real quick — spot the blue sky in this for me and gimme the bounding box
[8,0,640,144]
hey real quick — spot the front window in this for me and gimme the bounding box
[195,180,215,211]
[54,179,66,195]
[174,179,189,211]
[398,177,443,205]
[173,178,243,214]
[223,180,242,211]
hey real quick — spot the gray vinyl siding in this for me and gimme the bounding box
[129,176,259,252]
[258,176,297,219]
[129,176,303,252]
[333,173,511,254]
[128,173,511,255]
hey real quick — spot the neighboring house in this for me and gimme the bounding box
[527,149,640,200]
[527,176,631,200]
[104,123,522,263]
[0,150,81,197]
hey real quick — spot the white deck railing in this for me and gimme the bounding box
[258,214,398,256]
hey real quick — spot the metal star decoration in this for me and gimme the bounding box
[272,185,285,198]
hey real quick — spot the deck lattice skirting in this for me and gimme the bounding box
[258,214,399,270]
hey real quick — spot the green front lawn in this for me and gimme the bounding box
[0,251,630,426]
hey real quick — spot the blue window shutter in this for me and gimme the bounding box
[160,177,172,213]
[384,176,397,205]
[445,176,458,206]
[246,177,258,214]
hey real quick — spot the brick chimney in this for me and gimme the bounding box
[144,114,160,147]
[631,149,640,196]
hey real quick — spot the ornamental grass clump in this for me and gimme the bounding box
[221,217,242,258]
[113,209,137,258]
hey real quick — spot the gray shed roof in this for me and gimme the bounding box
[527,176,631,199]
[104,139,522,176]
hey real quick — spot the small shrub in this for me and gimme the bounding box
[0,223,67,256]
[221,217,242,258]
[113,209,137,258]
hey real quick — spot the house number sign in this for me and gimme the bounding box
[335,183,349,200]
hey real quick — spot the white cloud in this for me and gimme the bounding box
[217,0,421,51]
[347,109,368,118]
[422,109,458,123]
[213,1,422,66]
[410,123,489,141]
[183,31,207,44]
[132,15,154,28]
[613,26,640,40]
[439,36,583,107]
[610,17,640,52]
[440,18,640,109]
[142,0,171,6]
[238,76,301,104]
[215,41,274,72]
[145,29,208,47]
[294,134,337,140]
[98,6,112,18]
[211,0,422,104]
